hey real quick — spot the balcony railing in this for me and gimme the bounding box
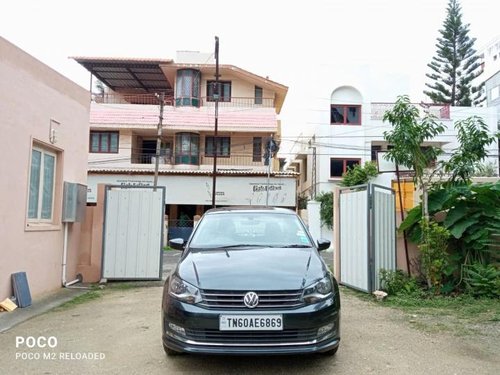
[122,153,270,169]
[91,93,275,108]
[371,102,451,120]
[132,153,174,165]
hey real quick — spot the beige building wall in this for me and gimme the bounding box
[0,37,89,300]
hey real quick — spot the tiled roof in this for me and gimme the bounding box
[88,167,298,177]
[90,104,278,131]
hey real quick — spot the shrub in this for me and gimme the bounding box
[419,220,450,292]
[341,161,379,187]
[379,269,422,296]
[463,263,500,298]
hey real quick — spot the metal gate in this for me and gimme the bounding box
[102,186,165,280]
[339,184,396,293]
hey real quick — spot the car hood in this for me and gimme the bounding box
[176,247,327,290]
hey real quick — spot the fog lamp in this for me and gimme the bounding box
[168,322,186,336]
[318,323,335,336]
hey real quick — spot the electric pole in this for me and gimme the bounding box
[153,92,165,191]
[211,36,220,208]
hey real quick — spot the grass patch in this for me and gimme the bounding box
[163,246,173,251]
[341,286,500,335]
[55,290,102,310]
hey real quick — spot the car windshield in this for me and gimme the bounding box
[189,212,313,249]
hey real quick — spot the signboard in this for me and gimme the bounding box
[87,174,296,207]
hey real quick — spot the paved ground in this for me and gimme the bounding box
[1,249,498,374]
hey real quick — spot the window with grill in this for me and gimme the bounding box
[207,81,231,102]
[253,137,262,162]
[90,131,119,153]
[205,136,231,157]
[255,86,263,104]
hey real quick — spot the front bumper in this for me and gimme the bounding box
[162,295,340,355]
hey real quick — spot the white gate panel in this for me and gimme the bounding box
[103,187,164,279]
[340,189,369,292]
[372,186,396,291]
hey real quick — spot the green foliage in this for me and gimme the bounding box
[383,95,445,188]
[419,220,450,292]
[341,161,379,187]
[463,263,500,298]
[379,269,422,296]
[424,0,484,106]
[473,162,499,177]
[442,116,496,183]
[316,191,333,229]
[401,182,500,267]
[297,193,309,210]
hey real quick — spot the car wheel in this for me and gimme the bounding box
[321,346,339,356]
[163,343,182,356]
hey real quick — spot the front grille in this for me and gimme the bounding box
[185,328,317,344]
[199,290,304,309]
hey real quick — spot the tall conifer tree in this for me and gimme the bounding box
[424,0,484,106]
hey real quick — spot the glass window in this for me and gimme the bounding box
[205,136,230,157]
[89,132,119,153]
[28,147,56,221]
[330,158,360,177]
[175,69,201,106]
[253,137,262,162]
[207,80,231,102]
[255,86,263,105]
[330,105,361,125]
[175,133,200,165]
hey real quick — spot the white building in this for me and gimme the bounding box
[287,64,499,199]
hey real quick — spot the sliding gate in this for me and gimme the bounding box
[102,186,165,280]
[339,184,396,293]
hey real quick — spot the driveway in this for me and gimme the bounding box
[0,282,498,375]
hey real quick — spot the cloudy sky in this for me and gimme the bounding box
[2,0,499,139]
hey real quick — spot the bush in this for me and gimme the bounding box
[463,263,500,298]
[341,161,378,187]
[379,269,422,296]
[316,191,333,229]
[419,220,450,292]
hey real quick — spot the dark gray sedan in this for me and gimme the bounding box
[161,206,340,356]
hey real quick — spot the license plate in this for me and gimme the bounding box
[219,314,283,331]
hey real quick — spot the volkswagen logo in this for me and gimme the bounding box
[243,292,259,309]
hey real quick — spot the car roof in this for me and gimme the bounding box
[203,206,296,215]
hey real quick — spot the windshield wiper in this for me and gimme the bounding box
[277,244,312,248]
[212,244,269,249]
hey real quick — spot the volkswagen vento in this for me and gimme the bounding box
[161,207,340,355]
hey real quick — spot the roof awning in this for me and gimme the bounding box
[71,57,174,93]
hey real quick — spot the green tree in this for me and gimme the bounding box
[424,0,484,106]
[442,116,496,183]
[383,95,445,218]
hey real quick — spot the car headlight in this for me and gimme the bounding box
[302,276,333,304]
[168,275,202,304]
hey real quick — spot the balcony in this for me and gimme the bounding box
[91,93,275,108]
[90,153,270,173]
[371,102,451,120]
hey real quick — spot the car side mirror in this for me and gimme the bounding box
[169,238,185,250]
[317,239,331,251]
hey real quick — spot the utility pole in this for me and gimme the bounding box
[266,135,273,206]
[211,36,220,208]
[153,92,165,191]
